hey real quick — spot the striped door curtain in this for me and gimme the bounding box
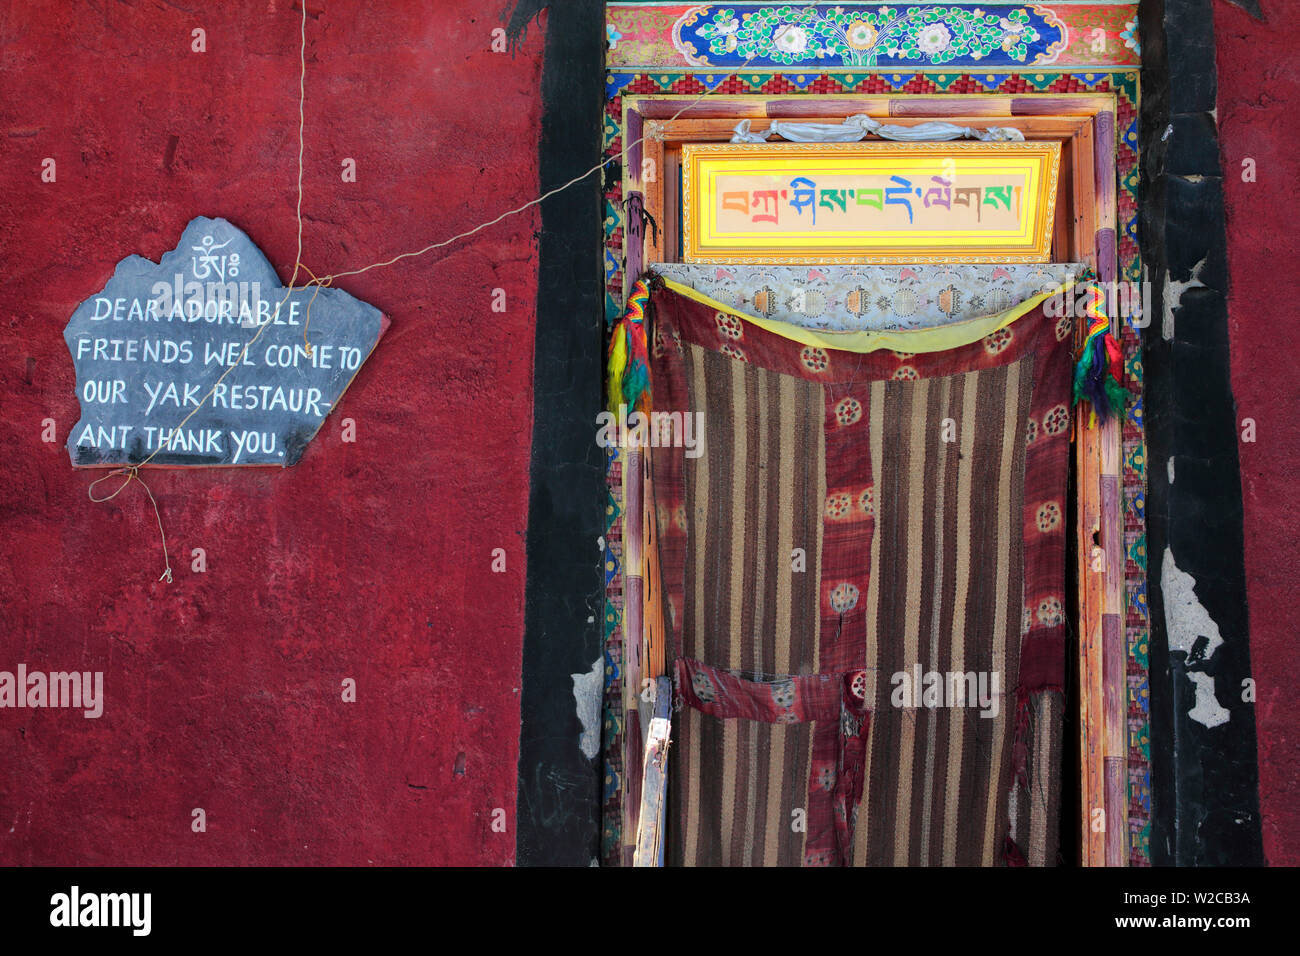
[645,275,1075,867]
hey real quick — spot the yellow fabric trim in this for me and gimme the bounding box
[657,275,1077,355]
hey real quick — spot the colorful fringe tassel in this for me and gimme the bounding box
[607,277,652,415]
[1072,281,1125,423]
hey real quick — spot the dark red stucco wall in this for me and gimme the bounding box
[1216,0,1300,867]
[0,1,544,864]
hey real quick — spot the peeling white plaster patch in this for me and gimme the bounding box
[1162,257,1208,341]
[572,656,604,760]
[1161,548,1224,658]
[1187,672,1230,728]
[1162,547,1229,728]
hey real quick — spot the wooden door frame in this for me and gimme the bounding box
[620,93,1126,867]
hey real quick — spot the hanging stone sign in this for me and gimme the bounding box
[64,216,387,467]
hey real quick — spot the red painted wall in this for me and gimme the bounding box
[0,1,543,864]
[1216,0,1300,867]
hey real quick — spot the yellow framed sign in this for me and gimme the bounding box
[681,140,1061,264]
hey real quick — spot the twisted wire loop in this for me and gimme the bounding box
[87,466,173,583]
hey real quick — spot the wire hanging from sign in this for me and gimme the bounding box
[88,3,758,583]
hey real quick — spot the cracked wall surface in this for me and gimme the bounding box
[0,1,546,866]
[1215,0,1300,866]
[1139,0,1265,866]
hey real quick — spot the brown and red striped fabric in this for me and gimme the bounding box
[649,276,1073,867]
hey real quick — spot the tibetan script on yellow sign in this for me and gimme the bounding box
[681,141,1060,264]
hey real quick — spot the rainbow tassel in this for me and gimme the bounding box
[607,326,627,413]
[607,278,652,415]
[1072,281,1125,423]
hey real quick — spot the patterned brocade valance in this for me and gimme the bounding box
[651,263,1082,332]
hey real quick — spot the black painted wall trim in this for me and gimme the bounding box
[514,0,606,866]
[1138,0,1264,865]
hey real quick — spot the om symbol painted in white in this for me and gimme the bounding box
[191,234,240,281]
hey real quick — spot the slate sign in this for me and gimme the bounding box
[65,216,386,467]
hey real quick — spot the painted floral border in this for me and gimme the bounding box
[599,67,1150,867]
[674,4,1067,69]
[606,3,1141,71]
